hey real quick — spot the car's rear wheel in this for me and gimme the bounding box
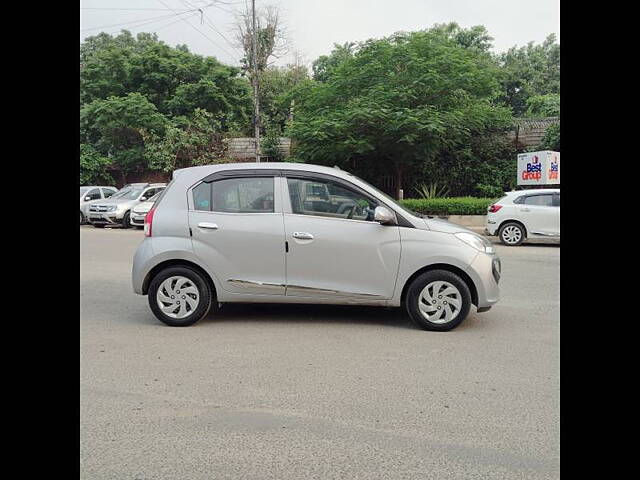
[499,222,525,246]
[405,270,472,331]
[148,266,213,327]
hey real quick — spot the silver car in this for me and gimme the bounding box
[80,186,118,224]
[132,163,500,330]
[130,192,161,228]
[88,183,166,228]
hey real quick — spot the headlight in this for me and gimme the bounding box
[106,206,117,212]
[455,232,495,254]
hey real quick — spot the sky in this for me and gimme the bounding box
[80,0,560,67]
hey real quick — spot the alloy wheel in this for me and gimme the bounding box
[418,281,462,324]
[156,276,200,319]
[501,225,522,245]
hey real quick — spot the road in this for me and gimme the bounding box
[80,226,559,480]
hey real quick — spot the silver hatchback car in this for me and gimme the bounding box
[132,163,500,330]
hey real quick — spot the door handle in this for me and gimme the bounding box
[198,222,219,230]
[293,232,314,240]
[521,208,530,212]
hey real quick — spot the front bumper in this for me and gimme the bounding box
[465,252,500,309]
[130,213,146,226]
[88,213,120,224]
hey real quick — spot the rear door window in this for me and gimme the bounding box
[192,177,274,213]
[523,194,554,207]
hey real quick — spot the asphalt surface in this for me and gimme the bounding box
[80,225,560,480]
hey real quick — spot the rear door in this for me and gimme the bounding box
[188,173,286,296]
[518,194,558,235]
[282,174,401,300]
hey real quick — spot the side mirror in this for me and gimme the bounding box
[374,206,396,225]
[140,197,148,202]
[84,196,91,202]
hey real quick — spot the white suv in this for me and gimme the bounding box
[132,163,501,331]
[485,189,560,246]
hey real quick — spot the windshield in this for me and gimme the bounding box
[146,192,161,203]
[109,188,143,200]
[350,174,423,218]
[80,187,89,197]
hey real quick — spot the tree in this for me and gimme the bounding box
[80,31,251,124]
[312,42,356,82]
[538,123,560,151]
[143,109,228,172]
[288,30,512,198]
[259,63,311,130]
[80,31,252,178]
[80,93,167,179]
[80,144,113,185]
[525,94,560,117]
[497,34,560,116]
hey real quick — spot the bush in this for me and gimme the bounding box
[399,197,497,216]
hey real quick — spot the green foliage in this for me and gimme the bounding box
[312,42,357,82]
[415,182,450,199]
[261,124,285,162]
[80,144,113,185]
[80,93,167,173]
[259,64,311,130]
[80,31,252,176]
[525,94,560,117]
[400,197,497,216]
[143,109,228,173]
[288,28,512,197]
[497,34,560,116]
[538,122,560,151]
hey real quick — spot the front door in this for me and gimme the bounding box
[282,176,401,300]
[188,175,286,296]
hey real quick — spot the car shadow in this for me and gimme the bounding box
[200,302,415,330]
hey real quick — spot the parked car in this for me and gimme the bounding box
[80,186,118,224]
[132,163,500,331]
[130,191,161,228]
[485,189,560,246]
[88,183,166,228]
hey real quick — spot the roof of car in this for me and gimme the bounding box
[173,162,356,182]
[504,188,560,195]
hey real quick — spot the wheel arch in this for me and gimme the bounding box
[400,263,479,307]
[142,259,217,299]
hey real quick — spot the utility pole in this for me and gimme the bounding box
[251,0,260,162]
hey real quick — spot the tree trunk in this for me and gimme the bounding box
[395,165,403,200]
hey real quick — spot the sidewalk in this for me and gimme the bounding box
[465,225,560,245]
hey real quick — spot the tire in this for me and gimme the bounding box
[498,222,525,246]
[121,211,131,229]
[405,269,472,331]
[92,223,105,228]
[80,211,85,225]
[148,266,213,327]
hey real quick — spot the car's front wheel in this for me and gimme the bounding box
[498,222,525,246]
[80,211,85,225]
[405,270,472,331]
[121,211,131,229]
[148,266,213,326]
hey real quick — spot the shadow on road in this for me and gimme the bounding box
[201,302,414,330]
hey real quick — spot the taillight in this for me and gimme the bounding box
[488,204,502,213]
[144,207,156,237]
